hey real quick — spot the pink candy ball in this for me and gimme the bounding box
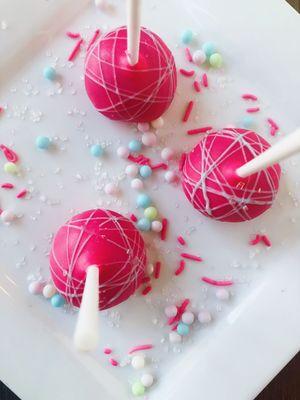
[161,147,175,161]
[142,132,157,147]
[85,27,177,122]
[181,128,281,222]
[50,209,147,310]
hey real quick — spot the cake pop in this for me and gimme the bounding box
[181,128,281,222]
[84,0,177,122]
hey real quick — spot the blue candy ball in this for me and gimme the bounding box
[137,218,151,231]
[90,144,104,157]
[241,115,255,129]
[177,322,190,336]
[181,29,194,44]
[43,66,56,81]
[36,135,50,150]
[51,293,65,308]
[139,165,152,179]
[136,193,151,208]
[128,139,142,153]
[202,42,216,57]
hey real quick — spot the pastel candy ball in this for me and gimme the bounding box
[125,164,139,178]
[164,171,177,183]
[36,136,50,150]
[144,206,158,221]
[169,331,182,343]
[131,355,145,370]
[241,115,254,129]
[202,42,216,57]
[142,132,157,147]
[151,116,164,129]
[51,293,66,307]
[104,182,118,195]
[181,29,194,44]
[181,311,195,325]
[216,288,230,301]
[131,178,144,190]
[117,146,130,159]
[137,122,150,132]
[141,373,154,388]
[161,147,175,161]
[4,162,18,175]
[131,381,145,397]
[192,50,206,65]
[90,144,104,157]
[42,284,56,298]
[164,305,178,318]
[1,210,16,223]
[139,165,152,179]
[43,66,56,80]
[181,128,281,222]
[137,217,151,231]
[151,220,162,232]
[28,281,44,295]
[136,193,151,208]
[198,310,212,324]
[85,27,177,123]
[50,209,147,310]
[129,139,142,153]
[177,322,190,336]
[209,53,223,68]
[147,263,154,275]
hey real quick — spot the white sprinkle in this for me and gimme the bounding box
[131,355,145,370]
[141,373,154,387]
[198,310,212,324]
[216,288,230,301]
[164,305,178,318]
[181,311,194,325]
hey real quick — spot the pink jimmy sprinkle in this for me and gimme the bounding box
[128,154,150,165]
[193,80,201,93]
[179,68,195,77]
[68,38,84,61]
[175,260,185,276]
[160,218,168,241]
[179,153,187,171]
[1,183,14,189]
[130,213,138,222]
[66,31,81,39]
[154,261,161,279]
[128,344,153,354]
[270,126,278,137]
[177,235,186,246]
[201,276,233,286]
[202,73,208,87]
[267,118,279,130]
[142,285,152,296]
[16,189,27,199]
[168,299,190,326]
[185,47,193,63]
[180,252,203,262]
[87,29,101,51]
[242,94,258,101]
[0,107,4,114]
[249,234,261,245]
[246,107,260,113]
[0,144,19,163]
[151,162,168,170]
[171,323,178,331]
[109,358,119,367]
[104,348,112,355]
[187,126,213,135]
[142,276,151,284]
[261,234,272,247]
[182,101,194,123]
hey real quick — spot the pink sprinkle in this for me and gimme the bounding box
[0,144,19,163]
[202,73,208,88]
[175,260,185,276]
[185,47,193,63]
[1,183,14,189]
[130,213,138,222]
[242,94,258,101]
[267,118,279,136]
[104,348,112,355]
[187,126,213,135]
[160,218,168,241]
[171,323,178,331]
[179,153,187,171]
[68,38,84,61]
[201,276,233,286]
[181,252,203,262]
[0,107,4,114]
[128,344,153,354]
[151,162,168,170]
[168,299,190,325]
[193,80,201,93]
[142,276,151,284]
[246,107,260,113]
[179,68,195,77]
[109,358,119,367]
[261,234,272,247]
[270,126,278,137]
[66,31,81,39]
[87,29,100,51]
[16,189,27,199]
[182,100,194,123]
[177,236,186,246]
[154,261,161,279]
[142,285,152,296]
[249,234,261,245]
[128,154,150,165]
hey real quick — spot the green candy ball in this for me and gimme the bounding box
[131,381,145,397]
[209,53,223,68]
[144,206,158,221]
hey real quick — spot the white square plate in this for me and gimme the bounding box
[0,1,300,399]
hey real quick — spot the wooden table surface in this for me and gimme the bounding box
[0,1,299,399]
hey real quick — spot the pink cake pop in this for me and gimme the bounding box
[181,128,281,222]
[85,26,177,123]
[50,209,146,310]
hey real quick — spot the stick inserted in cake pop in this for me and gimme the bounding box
[237,128,300,178]
[127,0,141,65]
[73,265,100,351]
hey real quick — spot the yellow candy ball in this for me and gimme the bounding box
[144,206,158,221]
[4,162,18,175]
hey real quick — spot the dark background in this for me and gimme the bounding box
[1,0,299,399]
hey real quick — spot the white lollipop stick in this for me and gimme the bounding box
[237,128,300,178]
[73,265,100,351]
[127,0,141,66]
